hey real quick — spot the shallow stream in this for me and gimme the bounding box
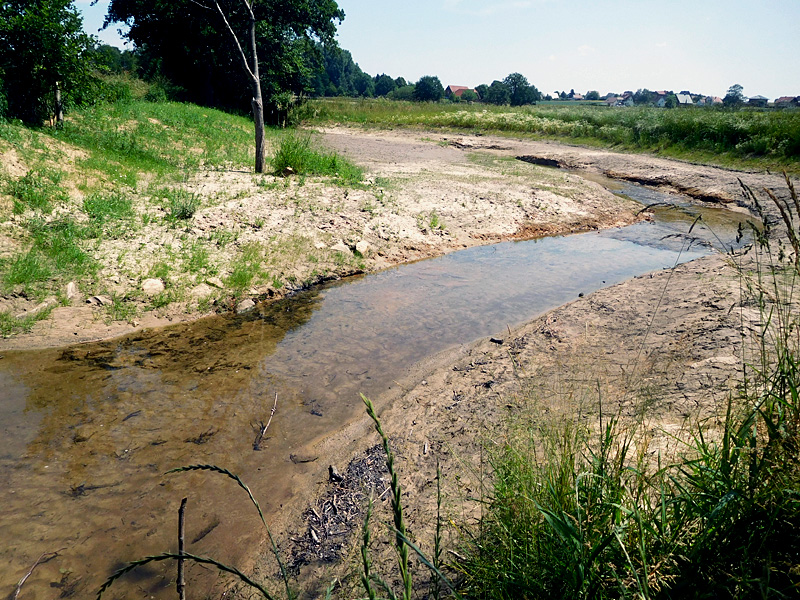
[0,182,753,599]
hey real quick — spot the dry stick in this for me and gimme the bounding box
[12,551,61,600]
[253,393,278,450]
[265,392,278,433]
[177,498,187,600]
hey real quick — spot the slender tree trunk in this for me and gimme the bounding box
[248,14,265,173]
[54,81,63,128]
[211,0,266,173]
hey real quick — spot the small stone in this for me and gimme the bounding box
[65,281,79,301]
[329,465,343,482]
[206,277,225,289]
[189,283,213,298]
[355,240,369,255]
[330,241,351,254]
[87,295,112,306]
[490,337,504,345]
[314,241,327,250]
[236,298,255,313]
[142,278,165,296]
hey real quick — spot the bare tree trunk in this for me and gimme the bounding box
[248,13,265,173]
[212,0,266,173]
[54,81,63,128]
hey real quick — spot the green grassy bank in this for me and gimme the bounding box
[0,98,362,336]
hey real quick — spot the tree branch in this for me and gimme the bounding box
[211,0,256,82]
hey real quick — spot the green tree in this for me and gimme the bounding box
[316,45,364,97]
[633,88,655,105]
[0,0,97,124]
[485,80,510,105]
[475,84,488,101]
[388,84,414,101]
[106,0,344,127]
[394,76,406,88]
[585,90,600,101]
[723,83,745,107]
[412,75,444,102]
[664,94,678,109]
[353,70,374,97]
[374,73,396,97]
[503,72,539,106]
[91,44,138,74]
[460,89,478,102]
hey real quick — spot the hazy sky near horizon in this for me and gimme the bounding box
[79,0,800,100]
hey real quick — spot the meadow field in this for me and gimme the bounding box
[297,98,800,172]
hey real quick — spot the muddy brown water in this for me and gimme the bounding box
[0,184,753,599]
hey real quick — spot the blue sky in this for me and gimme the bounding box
[79,0,800,100]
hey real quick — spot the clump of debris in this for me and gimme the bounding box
[288,443,390,571]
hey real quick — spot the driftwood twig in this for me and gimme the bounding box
[177,497,187,600]
[253,393,278,450]
[13,550,61,600]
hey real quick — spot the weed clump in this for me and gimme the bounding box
[271,134,363,184]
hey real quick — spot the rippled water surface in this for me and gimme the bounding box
[0,183,753,599]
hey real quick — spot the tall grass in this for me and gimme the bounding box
[271,133,363,185]
[297,98,800,169]
[458,178,800,599]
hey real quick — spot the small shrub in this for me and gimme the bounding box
[271,134,363,184]
[153,188,200,222]
[84,191,133,220]
[225,243,264,292]
[83,191,134,228]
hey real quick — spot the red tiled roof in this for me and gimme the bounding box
[446,85,470,96]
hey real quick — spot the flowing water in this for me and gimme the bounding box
[0,182,753,599]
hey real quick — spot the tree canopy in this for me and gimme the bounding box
[413,75,444,102]
[503,72,540,106]
[723,83,745,107]
[0,0,97,123]
[484,80,511,105]
[374,74,396,97]
[105,0,344,115]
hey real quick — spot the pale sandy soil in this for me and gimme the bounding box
[2,126,789,351]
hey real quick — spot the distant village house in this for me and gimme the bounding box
[445,85,478,99]
[775,96,800,108]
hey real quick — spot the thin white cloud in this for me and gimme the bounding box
[577,44,595,56]
[655,42,668,48]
